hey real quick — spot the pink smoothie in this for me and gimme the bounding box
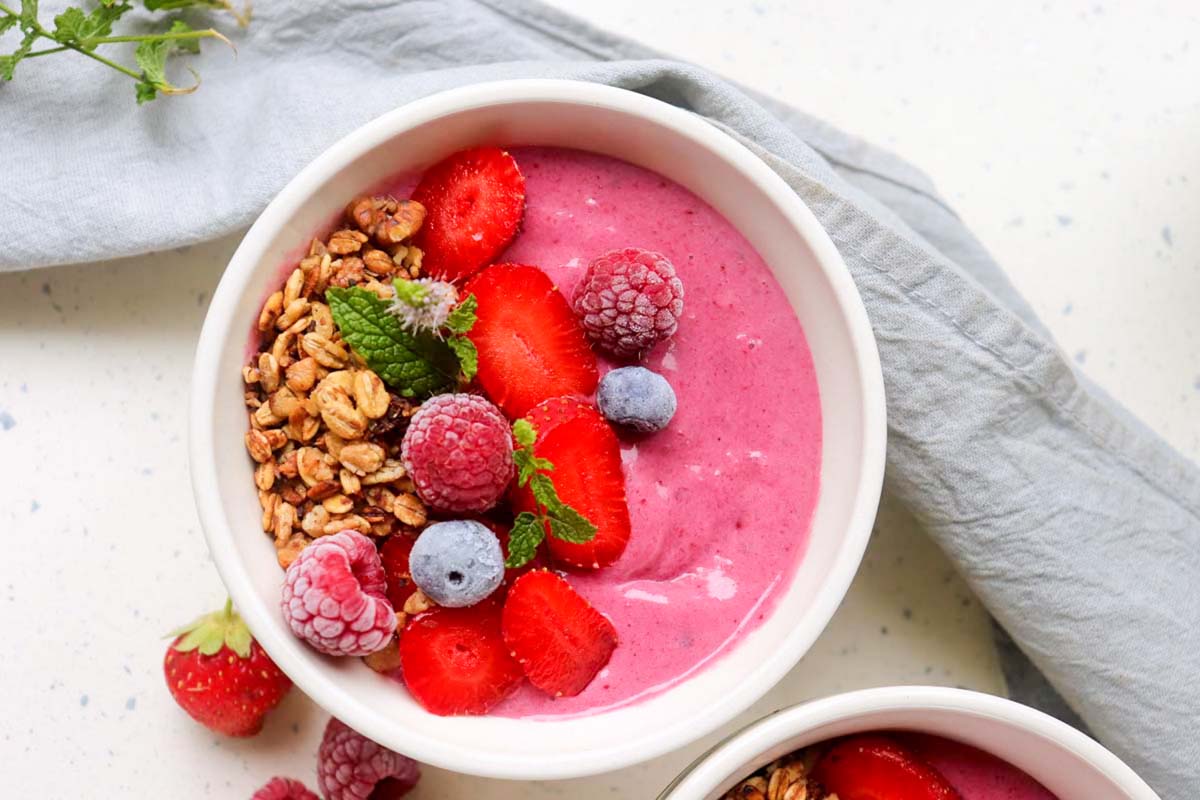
[377,146,822,718]
[899,734,1060,800]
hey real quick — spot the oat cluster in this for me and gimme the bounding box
[724,752,837,800]
[243,195,435,572]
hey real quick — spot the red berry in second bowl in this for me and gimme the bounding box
[812,734,963,800]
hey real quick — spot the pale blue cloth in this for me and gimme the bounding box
[2,1,1196,796]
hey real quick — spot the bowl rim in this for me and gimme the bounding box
[657,686,1162,800]
[189,78,887,779]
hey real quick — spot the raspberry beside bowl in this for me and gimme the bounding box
[189,80,886,780]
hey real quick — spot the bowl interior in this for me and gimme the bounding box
[660,688,1159,800]
[192,81,884,779]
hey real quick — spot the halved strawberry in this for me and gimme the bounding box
[412,147,525,282]
[501,571,618,698]
[380,534,418,610]
[464,264,598,418]
[812,735,963,800]
[516,397,631,569]
[398,601,523,716]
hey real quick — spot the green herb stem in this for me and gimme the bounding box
[62,39,143,79]
[23,45,69,58]
[0,3,143,80]
[92,29,225,45]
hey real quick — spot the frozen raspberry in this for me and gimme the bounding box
[250,777,319,800]
[572,247,684,360]
[317,718,421,800]
[400,393,514,513]
[281,530,396,657]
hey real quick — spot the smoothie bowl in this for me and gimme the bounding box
[659,687,1161,800]
[190,80,885,779]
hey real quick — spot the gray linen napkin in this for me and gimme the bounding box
[3,1,1196,795]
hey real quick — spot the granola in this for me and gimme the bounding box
[242,194,431,573]
[724,751,837,800]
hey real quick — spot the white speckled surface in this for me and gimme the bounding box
[1,2,1197,796]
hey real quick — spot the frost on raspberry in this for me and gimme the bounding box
[572,247,685,360]
[281,530,397,657]
[400,393,514,513]
[317,717,421,800]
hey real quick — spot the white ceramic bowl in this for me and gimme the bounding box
[659,686,1161,800]
[189,79,886,780]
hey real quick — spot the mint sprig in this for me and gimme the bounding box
[445,293,478,382]
[505,420,598,569]
[0,0,241,103]
[446,335,478,382]
[444,293,477,334]
[326,286,459,399]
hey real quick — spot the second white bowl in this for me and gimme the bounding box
[659,686,1161,800]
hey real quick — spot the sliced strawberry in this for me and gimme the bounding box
[398,601,523,716]
[380,534,418,610]
[412,147,526,282]
[812,735,963,800]
[464,264,599,418]
[501,571,618,698]
[516,397,631,569]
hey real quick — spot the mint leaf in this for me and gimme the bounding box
[547,505,598,544]
[135,20,202,102]
[135,80,158,103]
[0,16,18,37]
[505,512,545,569]
[512,419,536,448]
[513,449,537,487]
[326,286,458,399]
[513,448,553,487]
[530,473,597,544]
[511,419,598,546]
[529,472,559,510]
[447,335,477,382]
[445,293,477,334]
[53,3,130,50]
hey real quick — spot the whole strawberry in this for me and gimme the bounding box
[163,599,291,737]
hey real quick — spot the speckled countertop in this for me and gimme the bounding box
[1,2,1197,797]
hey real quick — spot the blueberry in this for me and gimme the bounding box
[596,366,677,433]
[408,520,504,608]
